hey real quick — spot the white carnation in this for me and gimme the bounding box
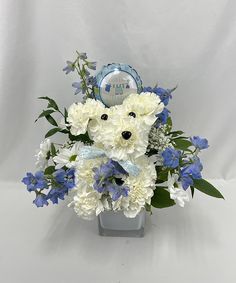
[67,99,105,136]
[94,116,150,161]
[53,142,83,169]
[122,92,164,126]
[35,139,51,170]
[69,182,105,220]
[69,157,109,219]
[113,156,157,218]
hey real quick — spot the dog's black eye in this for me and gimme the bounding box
[122,131,132,140]
[115,178,124,186]
[101,114,108,120]
[128,112,136,118]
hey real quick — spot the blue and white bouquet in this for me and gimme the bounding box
[22,51,223,220]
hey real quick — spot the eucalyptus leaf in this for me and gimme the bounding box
[193,179,224,199]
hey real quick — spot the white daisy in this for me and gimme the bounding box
[166,172,190,207]
[53,142,83,169]
[35,139,51,170]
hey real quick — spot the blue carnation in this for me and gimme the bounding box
[162,147,181,168]
[22,171,48,192]
[190,136,209,150]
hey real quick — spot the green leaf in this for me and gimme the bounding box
[35,109,55,122]
[169,130,184,137]
[44,166,55,175]
[69,132,93,144]
[50,143,57,157]
[45,128,61,138]
[173,139,192,150]
[151,187,176,208]
[190,186,194,198]
[166,117,172,133]
[64,108,68,124]
[193,179,224,199]
[38,96,59,111]
[45,115,58,127]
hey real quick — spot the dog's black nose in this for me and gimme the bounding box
[121,131,132,140]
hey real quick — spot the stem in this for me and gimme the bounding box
[75,64,90,98]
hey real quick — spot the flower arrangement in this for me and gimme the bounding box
[22,51,224,220]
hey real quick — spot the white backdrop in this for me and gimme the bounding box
[0,0,236,182]
[1,1,236,283]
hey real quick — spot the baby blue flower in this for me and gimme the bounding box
[162,147,181,168]
[22,171,48,192]
[190,136,209,150]
[72,81,82,95]
[63,61,75,74]
[33,193,49,207]
[87,61,97,70]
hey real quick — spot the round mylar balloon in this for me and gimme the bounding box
[95,63,142,107]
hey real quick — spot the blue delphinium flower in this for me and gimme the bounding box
[143,86,176,106]
[86,76,97,87]
[156,108,170,126]
[93,160,129,200]
[180,158,203,190]
[47,187,68,204]
[33,193,49,207]
[87,61,97,70]
[107,182,129,201]
[72,81,82,95]
[22,171,48,192]
[53,168,75,190]
[63,61,75,74]
[190,136,209,150]
[153,87,173,106]
[77,52,87,60]
[162,147,181,168]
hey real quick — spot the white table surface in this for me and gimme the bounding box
[0,179,235,283]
